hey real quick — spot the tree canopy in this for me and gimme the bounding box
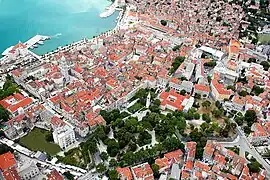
[170,56,185,74]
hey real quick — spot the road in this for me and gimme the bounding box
[0,138,87,177]
[218,127,270,177]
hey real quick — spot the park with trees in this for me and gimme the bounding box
[55,89,237,175]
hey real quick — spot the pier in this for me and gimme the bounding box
[24,34,50,49]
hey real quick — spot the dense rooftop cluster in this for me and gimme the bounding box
[0,0,269,179]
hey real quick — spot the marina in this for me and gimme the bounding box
[24,35,50,49]
[1,34,50,56]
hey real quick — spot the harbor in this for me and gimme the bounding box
[1,34,50,57]
[24,34,50,49]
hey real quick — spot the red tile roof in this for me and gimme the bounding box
[8,98,33,113]
[47,169,64,180]
[160,89,187,110]
[164,149,184,163]
[0,152,16,170]
[194,161,211,172]
[155,157,169,169]
[194,84,210,92]
[2,167,20,180]
[132,163,153,179]
[116,167,133,180]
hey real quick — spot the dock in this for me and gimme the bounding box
[24,35,50,49]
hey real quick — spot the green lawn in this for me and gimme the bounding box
[258,34,270,44]
[19,128,61,156]
[128,103,144,113]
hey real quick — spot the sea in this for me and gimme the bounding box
[0,0,118,55]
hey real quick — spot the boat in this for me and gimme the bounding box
[33,45,38,48]
[38,41,44,45]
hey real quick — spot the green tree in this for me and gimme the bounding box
[100,152,108,161]
[108,169,119,180]
[252,85,264,96]
[151,164,160,177]
[227,85,235,91]
[137,131,152,146]
[180,89,186,95]
[202,101,211,109]
[244,110,257,127]
[212,108,223,118]
[247,160,261,173]
[204,61,217,67]
[94,126,107,141]
[260,61,270,71]
[106,139,120,157]
[0,105,11,123]
[160,20,167,26]
[163,137,184,152]
[45,133,54,142]
[200,122,209,132]
[193,113,200,120]
[235,116,244,126]
[0,144,14,155]
[202,113,211,123]
[123,151,136,165]
[172,45,181,51]
[239,90,248,97]
[170,56,185,74]
[63,172,74,180]
[248,58,257,63]
[96,163,107,173]
[109,159,118,167]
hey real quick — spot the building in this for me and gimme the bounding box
[0,94,34,117]
[164,149,184,165]
[53,125,76,149]
[116,167,133,180]
[47,169,64,180]
[194,84,210,98]
[0,152,20,180]
[131,163,154,180]
[159,89,189,111]
[203,141,215,162]
[86,113,106,130]
[169,78,181,92]
[248,123,269,145]
[211,73,232,101]
[180,81,193,94]
[231,95,246,111]
[185,142,196,161]
[18,161,39,180]
[0,152,17,171]
[182,63,195,80]
[199,46,225,61]
[169,164,180,180]
[1,167,21,180]
[155,157,169,172]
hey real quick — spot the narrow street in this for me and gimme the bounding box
[218,128,270,177]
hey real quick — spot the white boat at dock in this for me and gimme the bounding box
[38,41,44,45]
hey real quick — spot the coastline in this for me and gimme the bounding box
[41,3,126,59]
[0,0,118,57]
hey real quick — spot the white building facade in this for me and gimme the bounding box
[53,125,76,150]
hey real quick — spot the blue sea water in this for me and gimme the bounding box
[0,0,118,55]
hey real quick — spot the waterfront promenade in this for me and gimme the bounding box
[100,0,120,18]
